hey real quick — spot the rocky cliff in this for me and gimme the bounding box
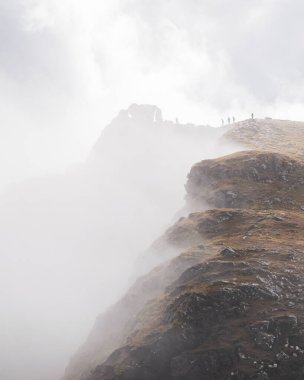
[64,118,304,380]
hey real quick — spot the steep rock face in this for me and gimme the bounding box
[64,119,304,380]
[186,150,304,212]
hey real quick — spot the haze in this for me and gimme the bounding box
[1,0,304,188]
[1,1,304,380]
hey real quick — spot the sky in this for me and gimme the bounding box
[1,0,304,188]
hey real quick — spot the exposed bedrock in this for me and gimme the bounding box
[64,138,304,380]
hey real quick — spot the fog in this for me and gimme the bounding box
[0,104,239,380]
[2,0,304,190]
[1,1,304,380]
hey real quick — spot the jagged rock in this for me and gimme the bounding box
[127,103,163,123]
[220,247,239,258]
[186,150,304,212]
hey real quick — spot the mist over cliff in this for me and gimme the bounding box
[0,104,237,380]
[63,118,304,380]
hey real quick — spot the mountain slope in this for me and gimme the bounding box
[224,118,304,160]
[64,117,304,380]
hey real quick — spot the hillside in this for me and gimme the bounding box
[224,118,304,160]
[64,118,304,380]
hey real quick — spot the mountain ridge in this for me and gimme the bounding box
[63,115,304,380]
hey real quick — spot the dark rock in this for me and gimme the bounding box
[255,332,276,351]
[220,247,240,258]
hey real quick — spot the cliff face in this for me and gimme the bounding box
[186,150,304,212]
[64,119,304,380]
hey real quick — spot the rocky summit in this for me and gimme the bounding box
[64,117,304,380]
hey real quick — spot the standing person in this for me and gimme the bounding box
[221,118,224,126]
[251,113,254,120]
[228,117,231,124]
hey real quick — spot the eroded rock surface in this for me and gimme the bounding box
[186,150,304,212]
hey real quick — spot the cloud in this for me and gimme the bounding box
[2,1,304,379]
[1,0,304,188]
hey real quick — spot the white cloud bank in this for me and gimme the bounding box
[1,0,304,187]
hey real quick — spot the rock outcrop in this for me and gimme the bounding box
[186,150,304,212]
[64,119,304,380]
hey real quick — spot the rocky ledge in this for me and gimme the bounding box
[186,150,304,212]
